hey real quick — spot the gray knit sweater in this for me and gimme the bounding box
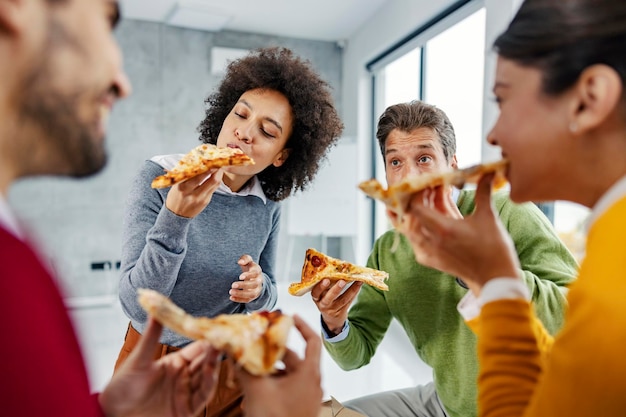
[118,160,280,346]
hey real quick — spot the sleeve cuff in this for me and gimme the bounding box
[321,318,350,342]
[457,277,530,321]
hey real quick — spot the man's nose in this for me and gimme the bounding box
[406,164,423,178]
[112,69,132,99]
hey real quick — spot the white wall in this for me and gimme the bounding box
[342,0,522,263]
[481,0,524,161]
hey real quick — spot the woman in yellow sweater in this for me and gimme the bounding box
[396,0,626,416]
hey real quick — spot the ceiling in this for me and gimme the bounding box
[119,0,391,42]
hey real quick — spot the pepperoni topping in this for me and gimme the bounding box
[311,256,322,267]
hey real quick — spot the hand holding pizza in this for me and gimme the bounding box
[386,185,463,229]
[400,174,521,295]
[312,278,363,336]
[287,248,388,336]
[99,317,221,417]
[230,254,264,303]
[165,168,224,218]
[236,315,323,417]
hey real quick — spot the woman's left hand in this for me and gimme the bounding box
[230,254,263,303]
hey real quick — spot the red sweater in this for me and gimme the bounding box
[0,227,104,416]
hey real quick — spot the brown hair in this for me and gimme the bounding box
[494,0,626,99]
[197,47,343,202]
[375,100,456,162]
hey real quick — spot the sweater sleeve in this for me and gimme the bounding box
[495,196,578,335]
[323,242,394,370]
[118,161,193,323]
[245,206,279,312]
[475,197,626,417]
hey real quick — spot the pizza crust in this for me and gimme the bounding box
[288,248,389,296]
[359,159,509,215]
[151,144,254,189]
[137,288,292,375]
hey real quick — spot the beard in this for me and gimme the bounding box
[16,18,108,179]
[19,85,108,179]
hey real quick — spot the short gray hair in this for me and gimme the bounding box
[375,101,456,162]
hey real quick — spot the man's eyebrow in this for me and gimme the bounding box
[237,99,284,133]
[385,142,435,157]
[416,143,435,149]
[384,147,398,156]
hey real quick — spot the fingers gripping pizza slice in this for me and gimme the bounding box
[137,289,292,375]
[359,159,509,215]
[288,248,389,296]
[151,144,255,189]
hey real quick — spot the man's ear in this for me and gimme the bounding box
[272,148,291,168]
[570,64,623,134]
[0,0,26,36]
[450,154,458,169]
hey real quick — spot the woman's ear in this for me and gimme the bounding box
[272,148,291,168]
[570,64,623,134]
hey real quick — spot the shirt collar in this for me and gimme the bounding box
[587,174,626,231]
[216,176,267,204]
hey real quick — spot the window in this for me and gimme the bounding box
[372,48,423,237]
[370,2,486,239]
[553,201,590,262]
[423,8,485,167]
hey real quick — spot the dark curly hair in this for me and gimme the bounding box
[197,47,344,202]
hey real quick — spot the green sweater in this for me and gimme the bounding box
[324,190,578,417]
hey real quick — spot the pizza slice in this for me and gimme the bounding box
[137,288,292,376]
[151,144,255,189]
[288,248,389,296]
[359,159,509,215]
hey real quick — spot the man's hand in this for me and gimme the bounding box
[230,254,263,303]
[236,315,323,417]
[310,278,363,336]
[99,318,220,417]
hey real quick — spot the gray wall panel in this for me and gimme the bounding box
[9,20,343,299]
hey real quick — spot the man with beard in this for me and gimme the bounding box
[0,1,322,417]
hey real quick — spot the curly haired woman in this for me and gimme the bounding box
[114,47,343,417]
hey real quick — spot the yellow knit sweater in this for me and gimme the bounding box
[473,195,626,416]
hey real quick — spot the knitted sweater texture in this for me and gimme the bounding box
[119,160,279,346]
[324,190,578,417]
